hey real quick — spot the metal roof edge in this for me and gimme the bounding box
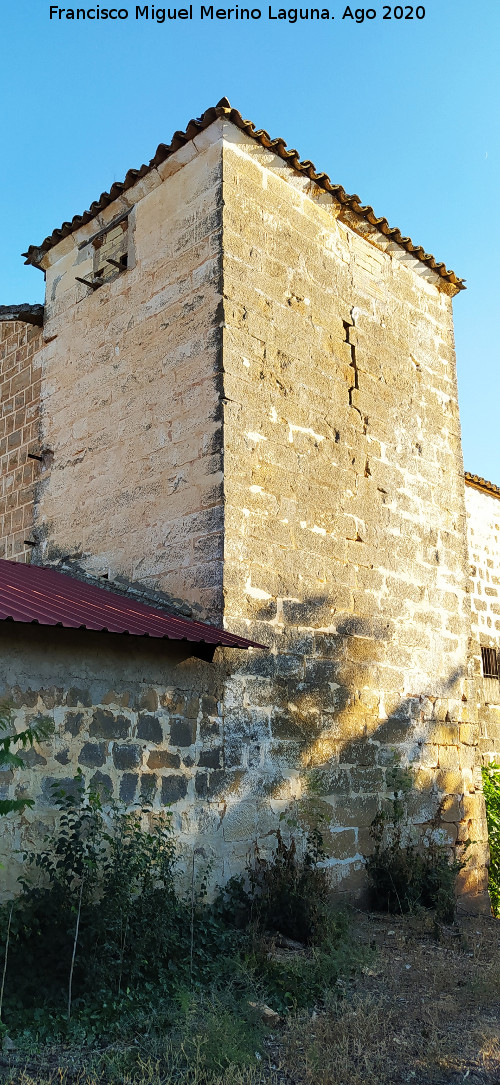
[0,558,267,652]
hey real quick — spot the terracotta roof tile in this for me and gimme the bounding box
[465,472,500,499]
[22,98,464,291]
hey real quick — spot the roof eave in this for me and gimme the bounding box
[22,98,465,292]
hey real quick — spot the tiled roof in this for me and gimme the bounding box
[0,304,44,326]
[22,99,464,291]
[0,559,265,653]
[465,472,500,500]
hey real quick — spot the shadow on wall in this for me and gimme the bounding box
[0,598,487,903]
[207,601,485,901]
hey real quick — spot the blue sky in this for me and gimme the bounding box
[2,0,498,480]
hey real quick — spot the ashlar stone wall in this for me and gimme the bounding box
[218,123,488,898]
[465,480,500,765]
[31,125,226,621]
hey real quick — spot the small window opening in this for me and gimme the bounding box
[93,219,128,285]
[481,646,499,679]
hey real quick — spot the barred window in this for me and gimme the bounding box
[481,646,499,679]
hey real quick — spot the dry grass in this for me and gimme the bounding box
[280,908,500,1085]
[1,909,499,1085]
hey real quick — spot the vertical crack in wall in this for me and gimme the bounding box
[344,312,362,421]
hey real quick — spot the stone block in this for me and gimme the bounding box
[328,829,357,861]
[140,774,158,803]
[161,774,188,804]
[438,746,460,770]
[198,747,222,769]
[138,689,159,712]
[170,718,197,747]
[90,772,113,800]
[119,773,137,804]
[63,711,85,736]
[112,743,142,770]
[147,750,181,770]
[90,709,130,740]
[79,742,106,768]
[137,714,163,744]
[66,687,93,708]
[41,775,84,805]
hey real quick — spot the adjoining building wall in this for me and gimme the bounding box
[0,623,234,893]
[32,126,226,621]
[219,124,487,898]
[0,319,43,561]
[465,481,500,766]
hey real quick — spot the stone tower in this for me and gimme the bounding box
[0,100,488,902]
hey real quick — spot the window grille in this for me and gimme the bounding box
[481,646,499,679]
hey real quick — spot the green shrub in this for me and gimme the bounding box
[0,701,53,817]
[217,820,330,944]
[364,762,466,923]
[0,775,238,1036]
[482,762,500,917]
[0,781,359,1043]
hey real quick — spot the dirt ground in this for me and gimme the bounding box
[1,907,499,1085]
[274,907,500,1085]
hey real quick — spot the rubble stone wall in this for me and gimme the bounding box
[0,624,233,894]
[0,320,43,561]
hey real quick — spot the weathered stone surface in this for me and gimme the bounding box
[147,750,181,770]
[79,742,106,768]
[41,775,83,804]
[90,771,113,799]
[466,482,500,768]
[64,711,85,736]
[66,688,92,709]
[170,718,196,747]
[140,773,157,802]
[161,774,188,804]
[137,715,163,744]
[112,743,142,770]
[198,747,222,769]
[90,709,130,740]
[119,773,137,804]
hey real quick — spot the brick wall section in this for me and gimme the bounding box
[465,481,500,765]
[0,320,43,561]
[32,128,225,621]
[218,124,488,900]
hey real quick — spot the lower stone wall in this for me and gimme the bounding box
[219,633,489,904]
[0,624,228,893]
[0,621,490,907]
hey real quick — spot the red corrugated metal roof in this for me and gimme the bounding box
[0,559,265,650]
